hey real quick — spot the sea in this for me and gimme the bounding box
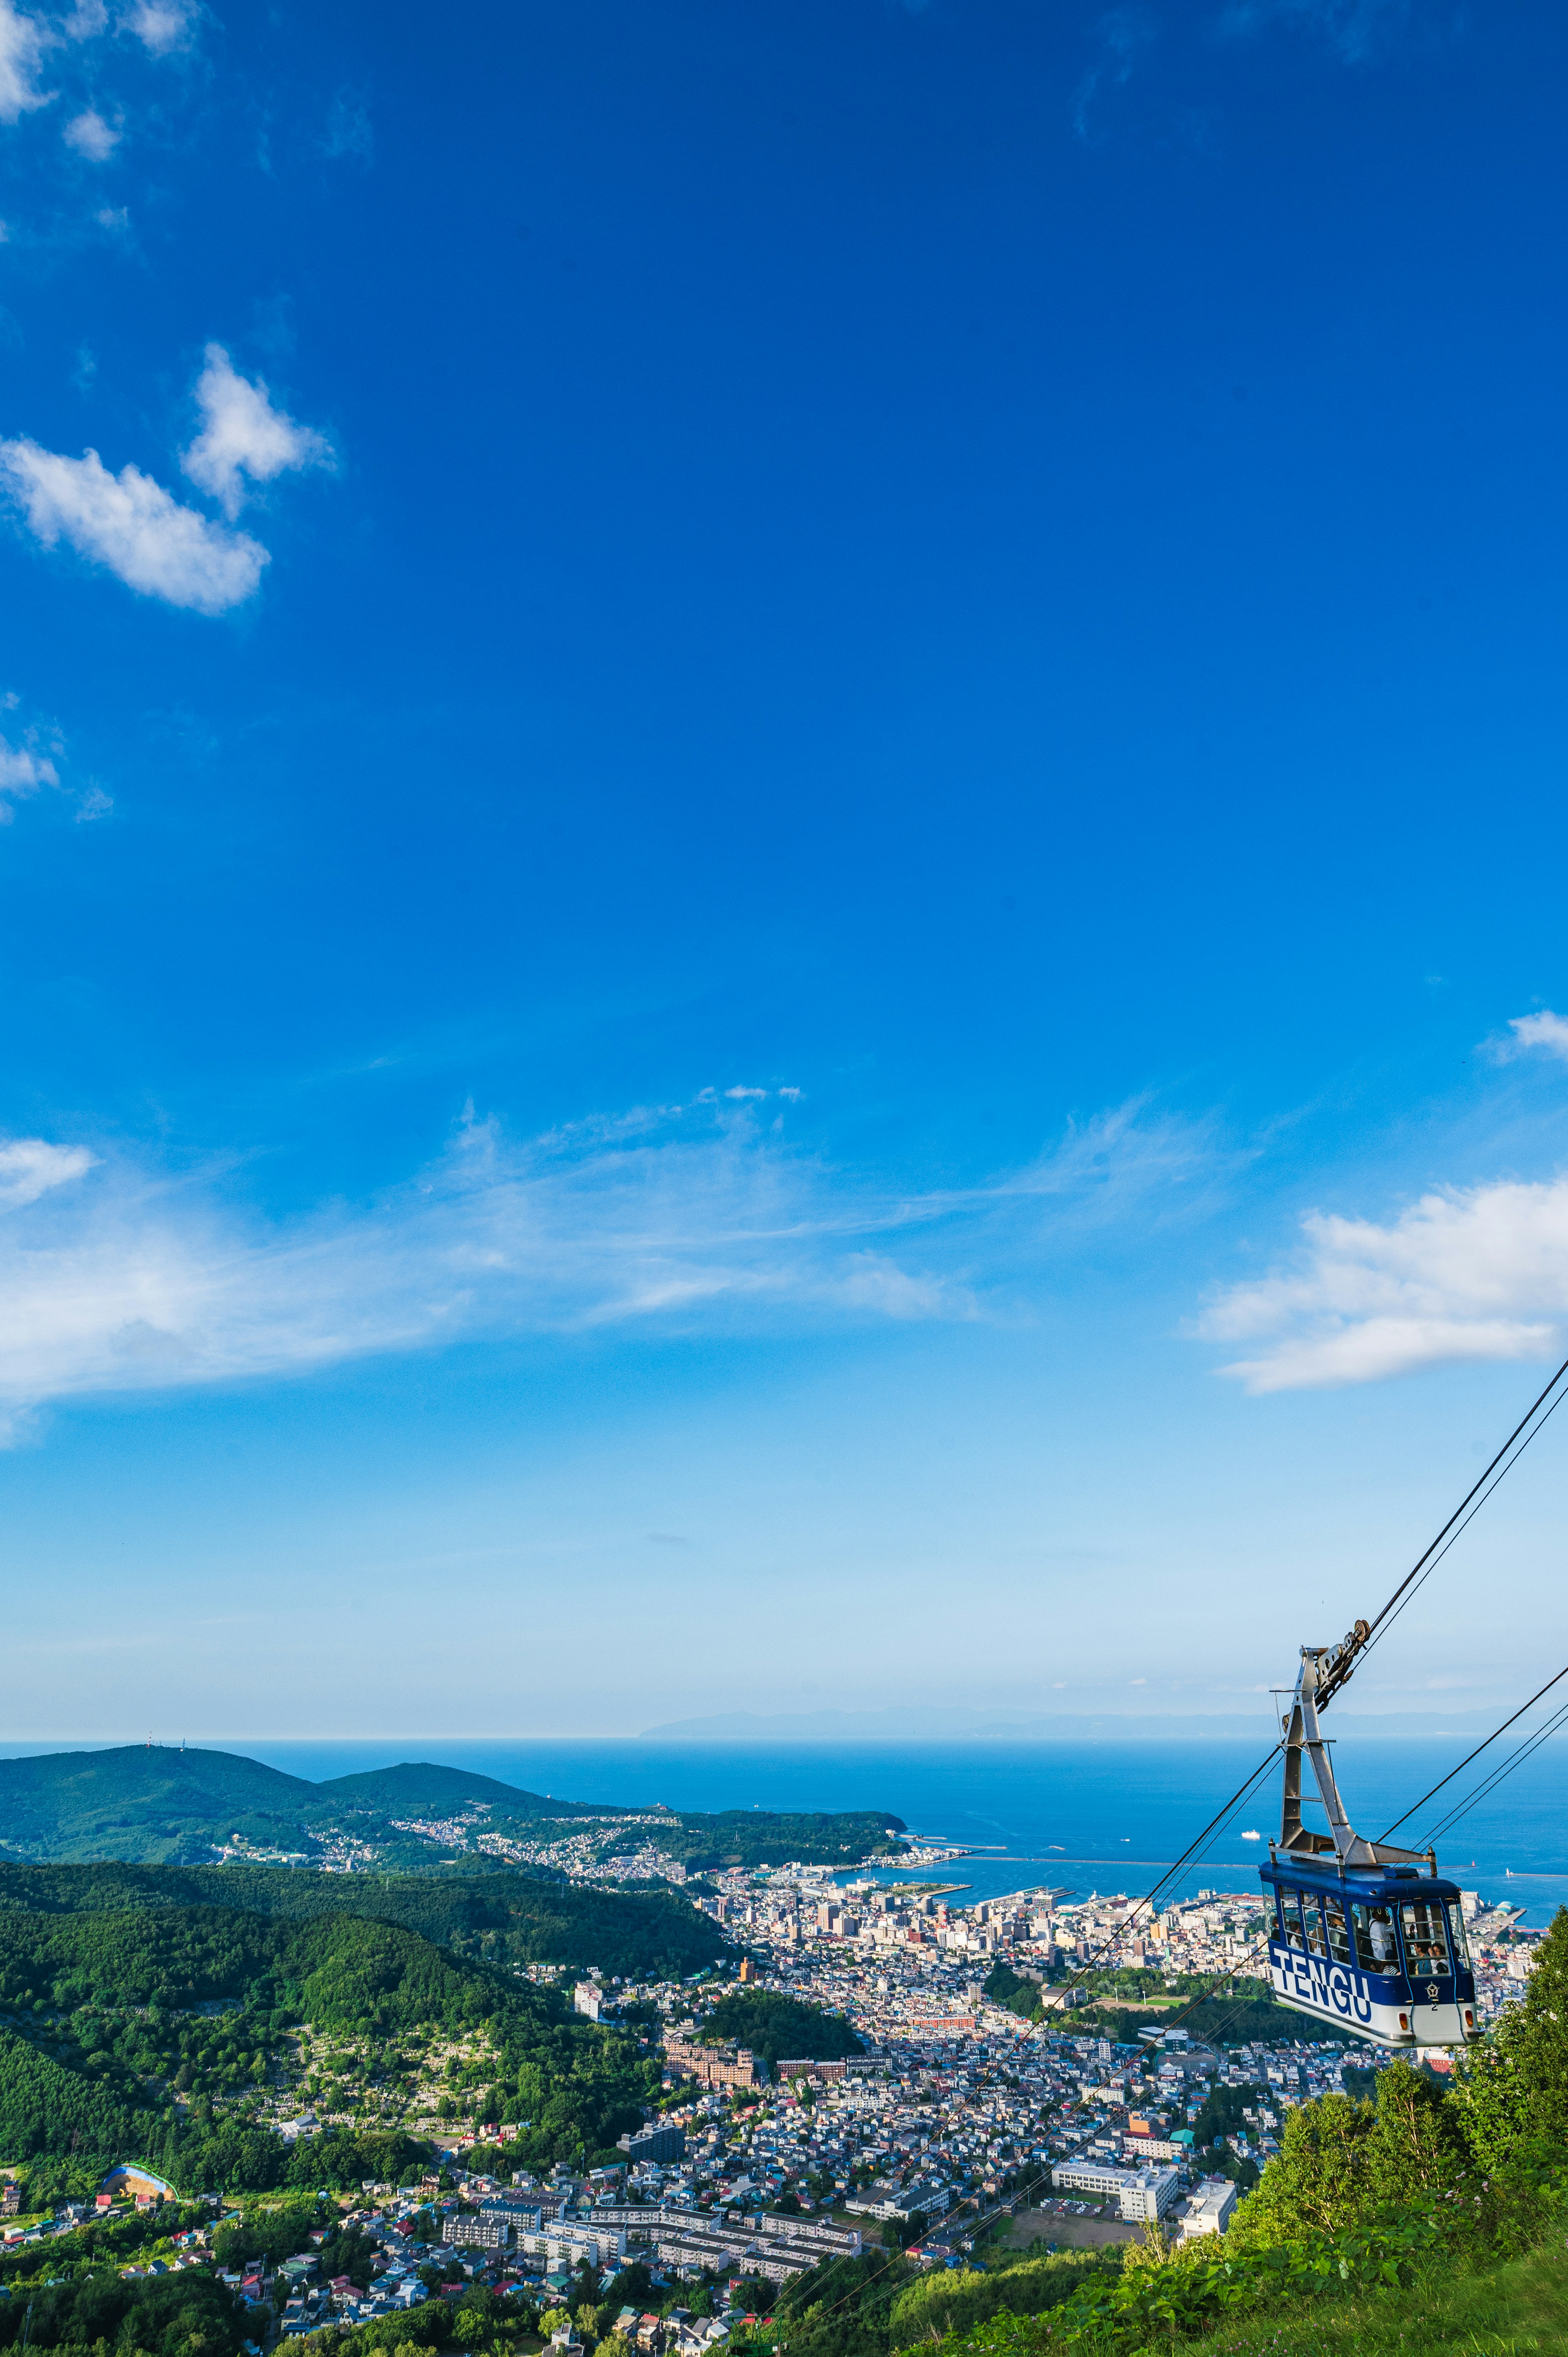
[16,1732,1562,1926]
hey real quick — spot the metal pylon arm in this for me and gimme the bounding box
[1277,1635,1427,1869]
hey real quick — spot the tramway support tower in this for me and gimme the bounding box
[1260,1625,1482,2049]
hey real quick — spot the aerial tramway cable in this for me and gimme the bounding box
[1378,1658,1568,1845]
[1420,1692,1568,1847]
[1319,1354,1568,1703]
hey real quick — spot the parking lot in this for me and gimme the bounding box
[1004,2203,1138,2252]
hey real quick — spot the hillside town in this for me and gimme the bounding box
[0,1850,1549,2355]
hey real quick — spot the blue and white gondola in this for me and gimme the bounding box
[1258,1624,1482,2050]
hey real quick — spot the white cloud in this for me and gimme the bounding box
[63,105,117,157]
[0,1,52,121]
[180,345,332,520]
[0,437,267,611]
[1489,1010,1568,1065]
[0,1090,1242,1435]
[122,0,192,55]
[0,1138,92,1208]
[0,730,57,815]
[0,1102,985,1431]
[1201,1177,1568,1391]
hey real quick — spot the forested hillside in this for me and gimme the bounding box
[0,1890,666,2194]
[0,1861,729,1979]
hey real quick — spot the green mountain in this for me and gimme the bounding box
[0,1747,318,1863]
[313,1760,604,1817]
[0,1746,904,1872]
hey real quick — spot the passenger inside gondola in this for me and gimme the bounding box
[1276,1891,1308,1949]
[1351,1902,1398,1972]
[1400,1898,1451,1976]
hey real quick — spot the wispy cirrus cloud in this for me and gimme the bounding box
[0,1091,1218,1438]
[0,688,104,822]
[1217,0,1417,67]
[0,0,194,136]
[1073,6,1155,141]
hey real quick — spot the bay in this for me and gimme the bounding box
[212,1733,1568,1923]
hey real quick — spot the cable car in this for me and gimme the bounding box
[1258,1625,1482,2048]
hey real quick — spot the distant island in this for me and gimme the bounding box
[0,1744,906,1875]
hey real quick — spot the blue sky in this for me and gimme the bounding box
[2,0,1568,1740]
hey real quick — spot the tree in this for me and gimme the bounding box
[1226,2091,1373,2245]
[1452,1909,1568,2175]
[1365,2066,1470,2204]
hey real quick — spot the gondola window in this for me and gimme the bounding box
[1444,1903,1471,1971]
[1399,1899,1452,1977]
[1323,1896,1353,1966]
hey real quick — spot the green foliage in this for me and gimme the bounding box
[1063,1987,1351,2047]
[887,2251,1114,2344]
[1115,2223,1568,2355]
[0,2261,245,2357]
[698,1991,861,2066]
[302,2303,457,2357]
[214,2200,322,2268]
[982,1967,1040,2023]
[0,1862,727,1983]
[1451,1905,1568,2175]
[0,2204,208,2284]
[0,1883,663,2184]
[1216,2063,1490,2267]
[625,1813,904,1872]
[1230,2088,1369,2244]
[904,2203,1462,2353]
[765,2246,912,2357]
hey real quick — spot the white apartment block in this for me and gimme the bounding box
[1054,2161,1181,2223]
[1179,2179,1239,2239]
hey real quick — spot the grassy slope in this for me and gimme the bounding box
[1150,2239,1568,2355]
